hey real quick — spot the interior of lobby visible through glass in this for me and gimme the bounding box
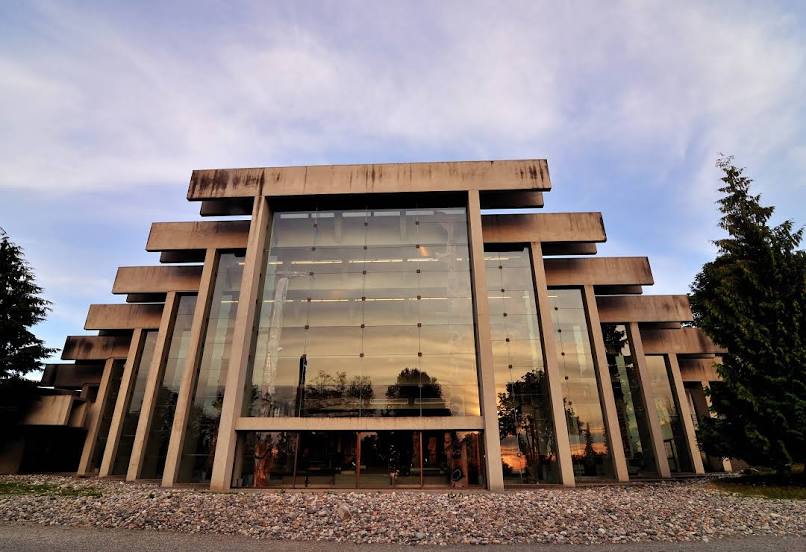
[645,355,693,473]
[244,207,480,418]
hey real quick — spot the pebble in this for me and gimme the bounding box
[0,475,804,545]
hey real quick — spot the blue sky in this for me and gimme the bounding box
[1,1,805,365]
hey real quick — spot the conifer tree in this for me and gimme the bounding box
[689,157,806,472]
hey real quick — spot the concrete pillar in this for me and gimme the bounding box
[162,249,219,487]
[466,190,504,492]
[628,322,672,478]
[127,292,180,481]
[529,242,574,486]
[77,357,116,476]
[99,328,145,477]
[210,197,272,491]
[667,353,706,474]
[583,285,629,481]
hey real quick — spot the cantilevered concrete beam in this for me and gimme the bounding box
[679,357,721,382]
[41,363,104,388]
[85,304,163,331]
[126,293,168,303]
[544,257,653,287]
[146,221,249,252]
[596,295,693,323]
[188,159,551,200]
[541,243,598,256]
[640,327,724,355]
[62,335,131,360]
[482,212,606,244]
[159,251,206,264]
[113,266,202,294]
[480,190,544,209]
[200,198,253,216]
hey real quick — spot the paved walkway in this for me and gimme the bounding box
[0,523,803,552]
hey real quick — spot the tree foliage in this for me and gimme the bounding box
[689,157,806,471]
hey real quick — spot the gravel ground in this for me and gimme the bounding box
[0,475,804,546]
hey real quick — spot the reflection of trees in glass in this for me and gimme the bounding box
[304,370,373,416]
[385,368,449,416]
[183,389,224,481]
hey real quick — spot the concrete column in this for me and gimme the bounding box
[77,357,116,476]
[162,249,219,487]
[627,322,671,478]
[529,242,574,486]
[99,328,145,477]
[466,190,504,492]
[582,285,629,482]
[210,197,272,491]
[667,353,706,474]
[127,292,180,481]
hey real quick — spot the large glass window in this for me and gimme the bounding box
[244,208,479,418]
[487,248,558,484]
[645,355,693,473]
[140,294,196,479]
[233,430,483,489]
[89,360,126,473]
[549,289,613,479]
[602,324,657,477]
[179,252,245,483]
[112,330,158,475]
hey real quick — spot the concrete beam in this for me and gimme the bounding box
[679,357,721,382]
[146,221,249,252]
[188,159,551,200]
[480,190,544,209]
[200,198,253,216]
[23,395,75,426]
[85,304,163,331]
[482,212,605,244]
[640,327,724,355]
[544,257,653,287]
[62,335,131,360]
[113,266,202,294]
[41,363,104,388]
[596,295,693,324]
[159,251,206,264]
[542,243,598,256]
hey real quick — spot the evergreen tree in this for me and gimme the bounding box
[0,228,56,444]
[689,157,806,471]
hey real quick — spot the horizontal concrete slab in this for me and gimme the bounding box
[85,303,164,330]
[640,327,724,355]
[235,416,485,432]
[62,335,131,360]
[41,363,104,388]
[544,257,653,286]
[597,295,693,323]
[679,357,721,382]
[482,212,606,244]
[113,266,202,294]
[188,159,551,200]
[146,221,249,252]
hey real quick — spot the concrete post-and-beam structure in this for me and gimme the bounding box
[27,159,731,490]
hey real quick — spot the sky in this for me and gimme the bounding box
[1,1,805,366]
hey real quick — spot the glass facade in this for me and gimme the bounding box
[645,355,693,473]
[179,252,245,483]
[244,208,479,418]
[487,248,558,484]
[549,289,612,479]
[112,330,158,475]
[233,430,483,488]
[141,294,197,479]
[602,324,657,477]
[89,360,126,472]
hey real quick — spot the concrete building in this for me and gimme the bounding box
[5,159,730,489]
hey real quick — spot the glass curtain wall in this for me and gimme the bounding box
[89,360,126,472]
[179,252,244,483]
[141,295,197,479]
[645,355,693,473]
[486,248,558,484]
[244,208,478,418]
[234,430,483,489]
[601,324,657,477]
[548,289,613,479]
[112,331,158,475]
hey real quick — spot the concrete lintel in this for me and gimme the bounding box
[234,416,485,432]
[482,212,605,244]
[113,266,202,294]
[545,257,653,287]
[596,295,693,324]
[147,221,249,252]
[62,335,131,361]
[640,327,724,355]
[188,160,551,200]
[85,303,163,331]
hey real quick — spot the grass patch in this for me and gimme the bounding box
[712,474,806,500]
[0,481,101,498]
